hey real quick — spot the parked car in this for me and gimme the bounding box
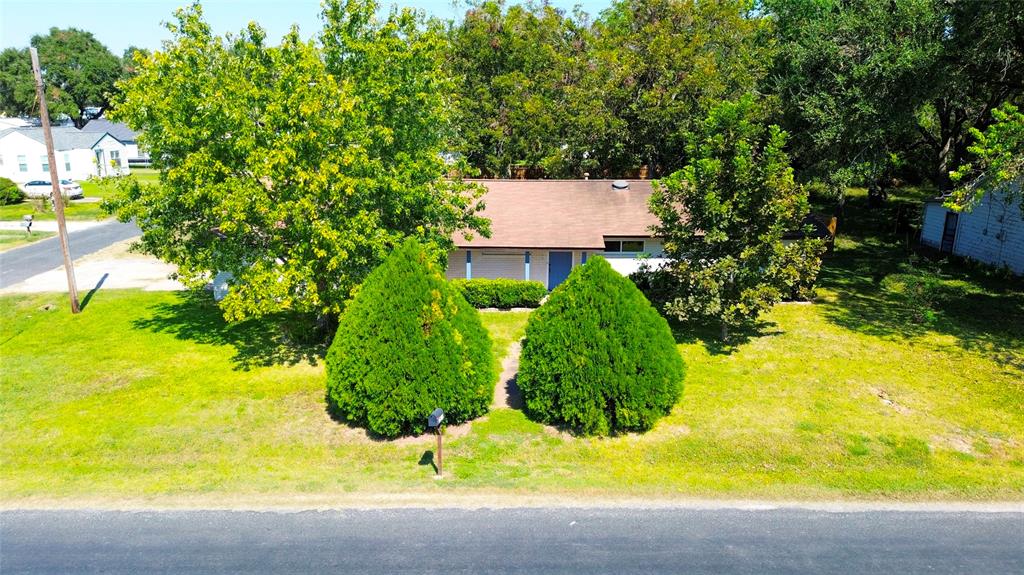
[21,180,84,200]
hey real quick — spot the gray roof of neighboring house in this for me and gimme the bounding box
[0,126,121,151]
[83,118,138,143]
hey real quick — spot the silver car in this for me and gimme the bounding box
[21,180,85,200]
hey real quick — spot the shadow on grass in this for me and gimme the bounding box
[323,397,422,443]
[816,193,1024,371]
[419,450,438,474]
[131,291,327,370]
[79,272,108,311]
[670,318,783,356]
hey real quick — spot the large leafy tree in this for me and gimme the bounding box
[589,0,771,177]
[767,0,1024,195]
[950,103,1024,214]
[0,28,122,127]
[445,1,600,177]
[649,96,824,340]
[106,0,488,322]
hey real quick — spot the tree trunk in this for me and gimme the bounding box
[720,321,729,342]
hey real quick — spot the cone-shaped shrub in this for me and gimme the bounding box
[326,239,495,438]
[517,256,685,435]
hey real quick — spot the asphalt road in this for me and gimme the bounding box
[0,220,141,288]
[2,508,1022,574]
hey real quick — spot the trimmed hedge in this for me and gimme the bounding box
[451,278,547,309]
[0,177,25,206]
[326,239,495,438]
[517,256,685,436]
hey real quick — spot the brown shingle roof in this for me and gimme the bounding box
[456,179,659,250]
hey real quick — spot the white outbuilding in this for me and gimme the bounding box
[920,187,1024,275]
[0,126,131,183]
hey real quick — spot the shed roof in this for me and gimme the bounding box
[455,179,661,250]
[0,126,119,151]
[83,118,138,143]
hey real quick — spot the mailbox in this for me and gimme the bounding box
[428,408,444,428]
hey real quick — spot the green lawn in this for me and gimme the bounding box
[0,230,55,252]
[1,186,1022,503]
[0,168,159,222]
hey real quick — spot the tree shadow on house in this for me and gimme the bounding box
[131,290,327,370]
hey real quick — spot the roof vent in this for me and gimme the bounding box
[611,180,629,190]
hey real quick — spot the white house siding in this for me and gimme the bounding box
[602,238,668,276]
[0,131,129,182]
[920,202,948,248]
[446,248,549,286]
[920,190,1024,274]
[446,244,669,287]
[92,134,131,178]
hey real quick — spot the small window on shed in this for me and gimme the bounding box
[604,240,621,252]
[621,240,645,252]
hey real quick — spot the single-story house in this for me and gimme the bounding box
[0,126,131,183]
[83,118,147,162]
[920,187,1023,274]
[446,179,669,290]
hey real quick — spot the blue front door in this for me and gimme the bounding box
[548,251,572,290]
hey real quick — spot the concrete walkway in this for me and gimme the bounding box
[493,340,524,409]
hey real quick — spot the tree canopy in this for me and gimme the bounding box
[766,0,1024,194]
[648,96,824,339]
[0,28,123,128]
[106,0,488,321]
[950,103,1024,213]
[445,0,597,177]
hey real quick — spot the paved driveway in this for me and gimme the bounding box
[0,220,141,288]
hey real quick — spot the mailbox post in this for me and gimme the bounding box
[427,408,444,477]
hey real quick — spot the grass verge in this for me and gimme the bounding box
[0,230,55,252]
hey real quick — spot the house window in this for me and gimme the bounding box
[17,155,27,172]
[40,155,49,172]
[64,152,71,172]
[603,239,645,253]
[111,150,122,168]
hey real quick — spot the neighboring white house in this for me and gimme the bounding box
[920,187,1024,275]
[0,126,131,183]
[446,179,669,290]
[83,118,146,162]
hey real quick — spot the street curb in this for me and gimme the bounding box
[4,495,1023,513]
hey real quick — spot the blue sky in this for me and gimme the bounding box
[0,1,612,55]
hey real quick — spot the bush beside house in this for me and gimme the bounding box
[517,256,686,436]
[451,278,547,308]
[0,177,25,205]
[325,239,495,438]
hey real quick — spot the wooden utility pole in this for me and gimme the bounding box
[30,47,80,313]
